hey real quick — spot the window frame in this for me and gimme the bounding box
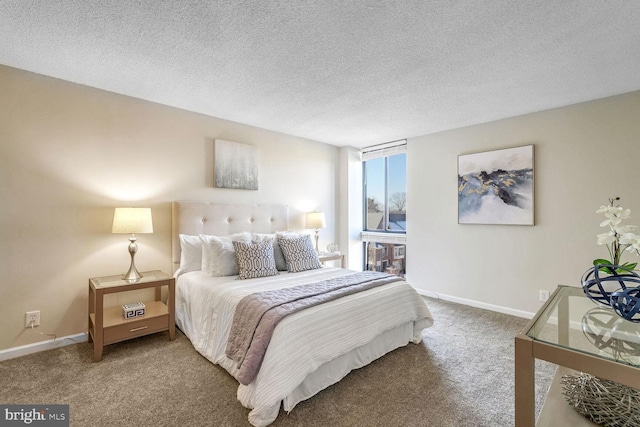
[362,141,406,234]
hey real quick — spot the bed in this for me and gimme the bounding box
[172,201,434,426]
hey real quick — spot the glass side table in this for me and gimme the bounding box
[515,285,640,426]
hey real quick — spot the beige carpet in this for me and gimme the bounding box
[0,297,555,426]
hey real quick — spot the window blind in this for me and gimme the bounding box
[361,140,407,161]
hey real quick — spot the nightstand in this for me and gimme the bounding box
[318,253,345,268]
[88,270,175,362]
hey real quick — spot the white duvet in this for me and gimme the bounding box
[175,267,434,426]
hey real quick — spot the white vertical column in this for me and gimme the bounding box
[339,146,364,270]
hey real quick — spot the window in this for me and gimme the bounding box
[363,142,407,233]
[363,240,406,277]
[362,141,407,276]
[393,245,405,259]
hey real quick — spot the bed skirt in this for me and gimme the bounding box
[241,319,428,426]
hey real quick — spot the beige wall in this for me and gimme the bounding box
[4,61,639,352]
[0,65,339,351]
[406,91,640,315]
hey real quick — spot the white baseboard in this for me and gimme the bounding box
[415,289,535,319]
[0,333,88,362]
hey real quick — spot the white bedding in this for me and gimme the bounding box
[175,267,434,426]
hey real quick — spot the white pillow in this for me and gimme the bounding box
[233,240,279,280]
[252,233,287,271]
[200,232,251,276]
[179,234,202,273]
[277,234,322,273]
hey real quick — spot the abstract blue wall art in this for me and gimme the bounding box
[458,145,534,225]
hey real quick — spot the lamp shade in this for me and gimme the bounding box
[305,211,326,230]
[112,208,154,234]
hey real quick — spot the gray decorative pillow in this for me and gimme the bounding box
[277,234,322,273]
[232,240,279,280]
[251,233,287,271]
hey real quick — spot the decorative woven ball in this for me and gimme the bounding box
[561,373,640,427]
[610,287,640,323]
[581,265,640,306]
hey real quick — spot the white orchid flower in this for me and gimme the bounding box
[597,232,615,245]
[594,198,640,266]
[623,237,640,253]
[607,206,623,214]
[616,225,638,235]
[625,243,640,252]
[600,217,622,227]
[596,205,618,214]
[619,232,639,244]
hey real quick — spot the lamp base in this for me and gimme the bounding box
[122,264,143,282]
[122,235,143,282]
[314,229,320,253]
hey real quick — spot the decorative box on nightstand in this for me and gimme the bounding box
[88,270,175,362]
[122,302,146,319]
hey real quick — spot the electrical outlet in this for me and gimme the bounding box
[25,311,40,328]
[539,290,550,302]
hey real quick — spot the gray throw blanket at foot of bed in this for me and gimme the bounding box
[226,271,403,385]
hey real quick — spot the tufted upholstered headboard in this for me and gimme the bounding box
[171,201,289,269]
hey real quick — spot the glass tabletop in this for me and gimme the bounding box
[90,270,169,289]
[526,285,640,368]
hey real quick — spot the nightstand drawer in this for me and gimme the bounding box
[103,315,168,345]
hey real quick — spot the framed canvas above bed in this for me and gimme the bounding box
[214,139,259,190]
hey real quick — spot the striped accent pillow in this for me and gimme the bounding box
[232,240,279,280]
[277,234,322,273]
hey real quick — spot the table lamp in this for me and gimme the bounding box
[112,207,153,281]
[305,211,326,253]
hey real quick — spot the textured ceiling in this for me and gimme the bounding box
[1,1,640,148]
